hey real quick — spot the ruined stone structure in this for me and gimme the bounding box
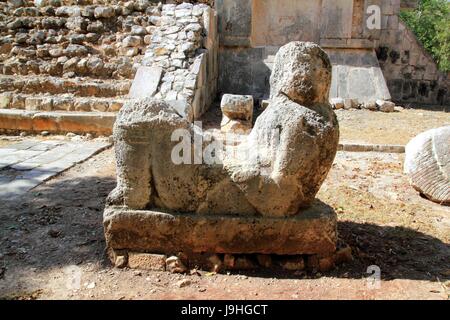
[404,126,450,205]
[104,41,340,270]
[0,0,220,134]
[0,0,448,135]
[130,2,218,121]
[378,18,449,106]
[0,0,166,134]
[217,0,449,106]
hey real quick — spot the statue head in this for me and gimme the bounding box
[270,42,332,106]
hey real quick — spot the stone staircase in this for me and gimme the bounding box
[0,0,164,135]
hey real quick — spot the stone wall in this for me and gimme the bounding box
[0,0,447,116]
[0,0,167,113]
[0,0,163,80]
[327,48,391,103]
[130,2,218,121]
[216,0,392,102]
[0,0,219,117]
[378,17,449,105]
[216,0,449,106]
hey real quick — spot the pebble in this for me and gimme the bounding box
[47,229,61,238]
[166,256,188,274]
[176,279,191,288]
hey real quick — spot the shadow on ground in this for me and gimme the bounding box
[0,174,448,297]
[0,175,116,277]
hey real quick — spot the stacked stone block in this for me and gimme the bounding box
[0,0,187,112]
[0,0,164,80]
[0,0,168,114]
[138,2,218,121]
[216,0,448,107]
[378,17,449,106]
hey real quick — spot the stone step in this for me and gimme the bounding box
[0,108,116,135]
[0,2,161,80]
[0,35,147,80]
[0,75,131,97]
[0,4,160,32]
[338,143,405,153]
[1,15,157,34]
[0,50,142,80]
[1,1,159,18]
[0,91,127,112]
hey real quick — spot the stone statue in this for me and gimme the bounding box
[107,42,339,217]
[104,42,340,261]
[404,126,450,205]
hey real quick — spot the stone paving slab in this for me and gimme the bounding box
[0,149,45,169]
[10,143,79,171]
[0,139,110,198]
[0,172,56,197]
[7,140,41,150]
[0,148,18,158]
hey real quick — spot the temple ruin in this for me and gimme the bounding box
[0,0,448,136]
[217,0,449,106]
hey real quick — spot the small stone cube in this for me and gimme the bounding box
[128,252,166,271]
[220,94,253,121]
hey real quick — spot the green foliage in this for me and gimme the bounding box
[399,0,450,71]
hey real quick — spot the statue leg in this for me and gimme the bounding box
[107,125,152,210]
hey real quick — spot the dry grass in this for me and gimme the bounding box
[337,108,450,145]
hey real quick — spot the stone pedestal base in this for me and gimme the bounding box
[103,200,337,260]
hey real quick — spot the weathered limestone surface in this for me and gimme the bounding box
[221,94,253,121]
[0,1,219,135]
[128,66,163,99]
[107,41,338,214]
[104,200,337,256]
[327,49,391,103]
[376,99,395,112]
[216,0,448,105]
[228,42,339,216]
[0,109,115,135]
[0,0,163,135]
[404,126,450,204]
[105,41,338,258]
[220,94,253,133]
[127,252,166,271]
[251,0,322,46]
[139,3,219,121]
[378,18,449,105]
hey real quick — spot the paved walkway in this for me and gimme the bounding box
[0,139,110,198]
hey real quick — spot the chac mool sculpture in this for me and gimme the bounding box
[104,42,340,268]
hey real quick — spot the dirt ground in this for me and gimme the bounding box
[0,109,449,300]
[201,106,450,146]
[337,108,449,145]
